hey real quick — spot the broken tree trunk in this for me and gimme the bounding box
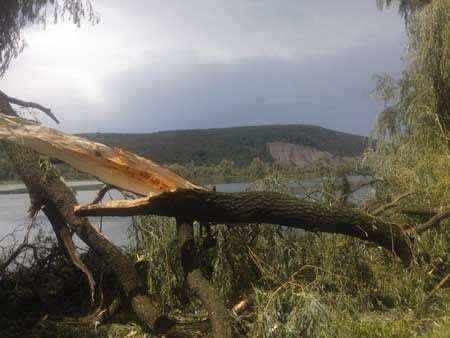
[0,113,201,196]
[177,218,232,338]
[0,112,414,265]
[76,189,413,264]
[0,104,175,335]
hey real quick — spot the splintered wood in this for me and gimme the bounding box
[0,114,203,196]
[0,113,415,264]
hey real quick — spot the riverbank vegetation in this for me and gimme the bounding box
[0,0,449,337]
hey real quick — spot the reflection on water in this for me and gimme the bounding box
[0,177,372,247]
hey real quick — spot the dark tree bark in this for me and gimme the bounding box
[177,218,232,338]
[0,93,175,335]
[76,189,414,265]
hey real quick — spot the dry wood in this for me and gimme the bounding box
[0,113,202,196]
[0,102,173,335]
[0,114,416,265]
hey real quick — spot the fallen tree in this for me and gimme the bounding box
[1,112,449,336]
[0,112,438,265]
[0,100,196,337]
[75,189,414,264]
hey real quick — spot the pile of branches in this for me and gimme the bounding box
[0,92,448,337]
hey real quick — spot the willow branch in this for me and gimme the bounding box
[75,189,414,264]
[410,208,450,234]
[345,179,380,196]
[0,243,35,271]
[43,203,96,304]
[371,191,414,216]
[401,206,450,217]
[92,185,113,204]
[7,96,59,124]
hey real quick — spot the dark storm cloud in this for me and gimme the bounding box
[2,0,406,135]
[98,38,404,135]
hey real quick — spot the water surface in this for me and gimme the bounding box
[0,177,371,247]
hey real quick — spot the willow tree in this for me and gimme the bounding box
[0,0,98,75]
[376,0,432,21]
[372,0,449,200]
[370,0,449,289]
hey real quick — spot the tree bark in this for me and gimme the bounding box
[177,218,232,338]
[0,95,175,335]
[0,116,413,264]
[76,189,413,265]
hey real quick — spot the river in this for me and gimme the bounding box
[0,177,371,247]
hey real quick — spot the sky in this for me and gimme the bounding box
[2,0,407,136]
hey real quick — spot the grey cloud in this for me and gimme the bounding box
[2,0,406,135]
[93,37,404,135]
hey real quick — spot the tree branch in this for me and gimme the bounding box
[75,189,414,265]
[7,96,59,124]
[0,98,174,334]
[176,218,232,338]
[92,185,113,204]
[0,113,202,196]
[410,208,450,234]
[0,243,35,272]
[0,113,414,264]
[371,191,414,216]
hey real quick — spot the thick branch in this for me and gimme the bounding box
[0,113,202,196]
[76,189,413,264]
[43,203,96,303]
[177,218,232,338]
[0,98,172,334]
[0,113,414,264]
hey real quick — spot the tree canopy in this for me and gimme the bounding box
[376,0,432,21]
[0,0,97,76]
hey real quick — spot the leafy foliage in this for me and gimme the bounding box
[376,0,432,22]
[0,0,97,76]
[370,0,450,204]
[122,172,449,337]
[82,125,366,168]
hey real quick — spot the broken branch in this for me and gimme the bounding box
[75,189,413,264]
[7,96,59,124]
[0,113,202,196]
[371,191,414,216]
[177,218,232,338]
[411,208,450,234]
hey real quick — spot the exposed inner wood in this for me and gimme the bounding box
[0,113,203,196]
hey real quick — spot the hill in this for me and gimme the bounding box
[81,125,367,167]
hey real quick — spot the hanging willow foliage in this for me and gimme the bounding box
[370,0,450,210]
[0,0,98,76]
[376,0,432,22]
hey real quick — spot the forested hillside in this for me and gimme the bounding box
[81,124,366,166]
